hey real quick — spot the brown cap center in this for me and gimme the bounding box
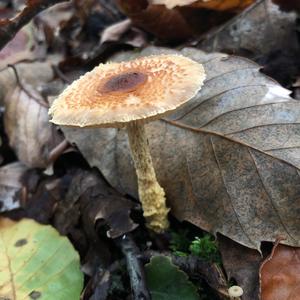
[100,72,148,93]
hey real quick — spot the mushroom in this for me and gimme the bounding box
[49,54,205,232]
[228,285,243,300]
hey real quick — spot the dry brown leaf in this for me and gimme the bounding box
[0,162,28,212]
[0,61,55,106]
[260,243,300,300]
[272,0,300,12]
[218,235,262,300]
[130,0,253,11]
[0,24,36,70]
[61,46,300,250]
[4,85,63,168]
[117,0,194,41]
[0,61,63,168]
[117,0,254,41]
[53,169,138,238]
[200,0,298,57]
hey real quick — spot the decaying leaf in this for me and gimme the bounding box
[151,0,254,11]
[53,169,138,239]
[145,255,199,300]
[0,24,37,70]
[200,0,298,57]
[62,46,300,250]
[0,61,55,105]
[260,243,300,300]
[272,0,300,12]
[4,85,63,168]
[218,235,262,300]
[0,218,83,299]
[0,162,28,212]
[117,0,254,41]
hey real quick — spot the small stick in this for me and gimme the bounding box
[116,234,151,300]
[48,139,70,164]
[0,0,69,51]
[52,65,72,84]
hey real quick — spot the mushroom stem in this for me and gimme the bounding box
[126,121,169,232]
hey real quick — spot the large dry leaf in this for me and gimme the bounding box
[272,0,300,12]
[61,47,300,250]
[218,235,262,300]
[4,85,63,168]
[0,61,63,168]
[0,24,36,70]
[117,0,254,41]
[0,218,83,299]
[260,243,300,300]
[200,0,298,56]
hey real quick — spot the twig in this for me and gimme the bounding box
[0,0,69,51]
[48,139,70,164]
[115,234,151,300]
[52,65,72,84]
[7,64,49,108]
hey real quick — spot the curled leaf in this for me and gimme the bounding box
[4,85,63,168]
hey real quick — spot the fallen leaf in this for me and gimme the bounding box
[100,19,132,44]
[200,0,298,57]
[218,235,262,300]
[0,60,55,106]
[0,162,28,212]
[4,85,63,168]
[272,0,300,13]
[116,0,195,41]
[145,255,199,300]
[116,0,255,41]
[62,46,300,250]
[151,0,254,11]
[260,243,300,300]
[0,218,83,299]
[53,169,138,239]
[0,24,37,70]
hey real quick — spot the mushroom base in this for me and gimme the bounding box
[127,122,170,232]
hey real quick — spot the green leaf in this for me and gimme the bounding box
[145,255,199,300]
[0,218,83,300]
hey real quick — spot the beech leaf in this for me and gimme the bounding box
[260,243,300,300]
[0,218,83,299]
[4,85,63,168]
[61,47,300,250]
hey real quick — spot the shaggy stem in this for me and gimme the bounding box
[126,121,169,232]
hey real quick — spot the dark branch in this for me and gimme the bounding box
[0,0,69,51]
[116,234,151,300]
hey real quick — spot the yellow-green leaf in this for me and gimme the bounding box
[0,218,83,300]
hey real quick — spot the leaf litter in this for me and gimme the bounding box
[0,0,300,299]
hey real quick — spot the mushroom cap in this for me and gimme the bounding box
[228,286,243,298]
[49,54,205,128]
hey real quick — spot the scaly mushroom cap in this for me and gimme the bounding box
[49,54,205,127]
